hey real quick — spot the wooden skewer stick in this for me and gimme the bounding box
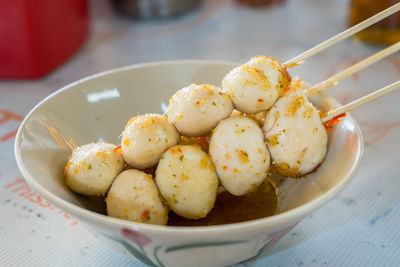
[321,80,400,123]
[306,41,400,96]
[283,2,400,68]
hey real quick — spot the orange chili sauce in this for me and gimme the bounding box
[324,113,347,131]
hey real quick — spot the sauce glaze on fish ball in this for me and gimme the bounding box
[263,89,328,177]
[209,116,270,196]
[65,142,124,196]
[121,114,180,169]
[106,170,169,225]
[156,145,218,219]
[222,56,291,114]
[168,84,233,137]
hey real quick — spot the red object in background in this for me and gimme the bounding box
[237,0,286,7]
[0,0,89,79]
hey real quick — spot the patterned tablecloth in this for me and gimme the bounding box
[1,0,399,266]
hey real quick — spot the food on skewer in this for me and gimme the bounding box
[64,32,400,225]
[262,40,400,177]
[168,83,233,137]
[263,88,328,177]
[65,142,124,196]
[106,169,169,225]
[63,75,399,225]
[222,56,291,114]
[209,116,270,196]
[62,5,400,225]
[121,114,180,169]
[155,145,219,219]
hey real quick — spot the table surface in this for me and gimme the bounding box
[1,0,399,266]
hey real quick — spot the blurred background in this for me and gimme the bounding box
[1,0,400,266]
[1,0,400,135]
[1,0,399,107]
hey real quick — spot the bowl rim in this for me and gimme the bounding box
[14,60,364,234]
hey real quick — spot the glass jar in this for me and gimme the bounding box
[349,0,400,45]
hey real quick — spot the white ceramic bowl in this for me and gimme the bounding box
[15,61,363,267]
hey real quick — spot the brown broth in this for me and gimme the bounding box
[75,179,279,226]
[168,179,278,226]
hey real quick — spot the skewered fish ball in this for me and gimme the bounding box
[155,145,219,219]
[222,56,291,114]
[263,89,328,177]
[121,114,180,169]
[106,169,169,225]
[209,116,270,196]
[65,142,124,196]
[168,83,233,137]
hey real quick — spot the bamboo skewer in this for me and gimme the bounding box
[283,3,400,68]
[321,81,400,123]
[306,41,400,96]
